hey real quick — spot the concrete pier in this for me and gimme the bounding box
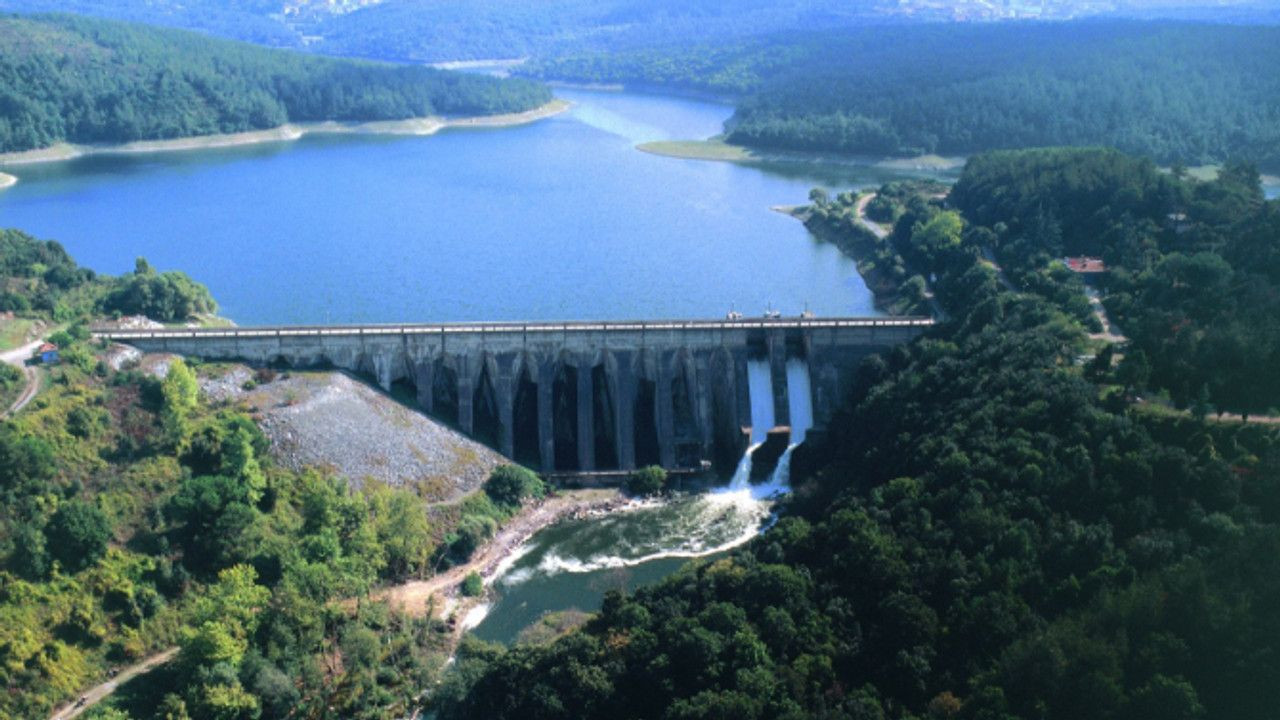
[97,317,930,474]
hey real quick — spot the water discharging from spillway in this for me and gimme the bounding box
[469,358,815,645]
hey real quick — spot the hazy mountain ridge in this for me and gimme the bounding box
[1,0,1277,62]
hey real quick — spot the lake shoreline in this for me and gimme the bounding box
[0,99,571,169]
[775,203,912,314]
[638,138,966,172]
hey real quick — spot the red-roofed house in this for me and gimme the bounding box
[1064,257,1106,274]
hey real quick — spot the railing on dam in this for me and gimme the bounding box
[93,316,934,341]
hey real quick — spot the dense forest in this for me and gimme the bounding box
[0,13,550,153]
[950,148,1280,415]
[526,21,1280,167]
[431,149,1280,719]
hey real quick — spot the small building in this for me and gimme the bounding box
[1064,257,1107,274]
[36,343,59,365]
[1167,212,1193,234]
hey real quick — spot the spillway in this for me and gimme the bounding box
[746,358,776,445]
[786,358,814,444]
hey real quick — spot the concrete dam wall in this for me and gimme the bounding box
[97,318,931,474]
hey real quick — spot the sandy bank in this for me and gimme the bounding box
[431,58,528,71]
[638,139,965,172]
[0,172,14,190]
[0,99,570,168]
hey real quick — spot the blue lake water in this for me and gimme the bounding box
[0,89,951,325]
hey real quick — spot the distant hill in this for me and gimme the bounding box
[2,1,1277,62]
[0,13,550,154]
[526,21,1280,168]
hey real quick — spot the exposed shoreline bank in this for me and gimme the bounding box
[430,58,528,71]
[638,138,966,172]
[0,99,571,169]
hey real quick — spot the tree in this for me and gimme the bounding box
[220,427,266,504]
[1116,349,1151,393]
[161,359,199,447]
[46,500,112,572]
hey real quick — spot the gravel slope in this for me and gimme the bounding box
[202,366,505,502]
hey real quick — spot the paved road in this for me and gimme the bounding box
[1,338,44,419]
[49,647,179,720]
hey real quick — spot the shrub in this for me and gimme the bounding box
[627,466,668,496]
[461,572,484,597]
[483,465,545,507]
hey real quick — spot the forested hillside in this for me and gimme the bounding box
[432,151,1280,720]
[527,22,1280,167]
[307,0,880,63]
[951,148,1280,415]
[0,13,550,153]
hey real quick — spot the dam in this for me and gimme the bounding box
[96,317,931,474]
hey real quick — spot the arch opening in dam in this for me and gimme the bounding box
[472,363,502,450]
[431,359,460,427]
[512,363,541,468]
[97,317,932,474]
[552,362,580,472]
[591,363,619,471]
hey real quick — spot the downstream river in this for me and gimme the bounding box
[0,89,948,325]
[0,87,950,645]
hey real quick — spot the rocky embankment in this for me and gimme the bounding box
[200,366,505,502]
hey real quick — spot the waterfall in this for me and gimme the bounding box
[785,358,813,444]
[746,358,775,444]
[727,442,760,491]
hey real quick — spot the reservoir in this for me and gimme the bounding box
[0,87,947,647]
[0,88,948,325]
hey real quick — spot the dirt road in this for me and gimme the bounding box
[48,647,179,720]
[854,193,891,239]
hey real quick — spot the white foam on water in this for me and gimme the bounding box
[460,602,493,631]
[489,541,537,585]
